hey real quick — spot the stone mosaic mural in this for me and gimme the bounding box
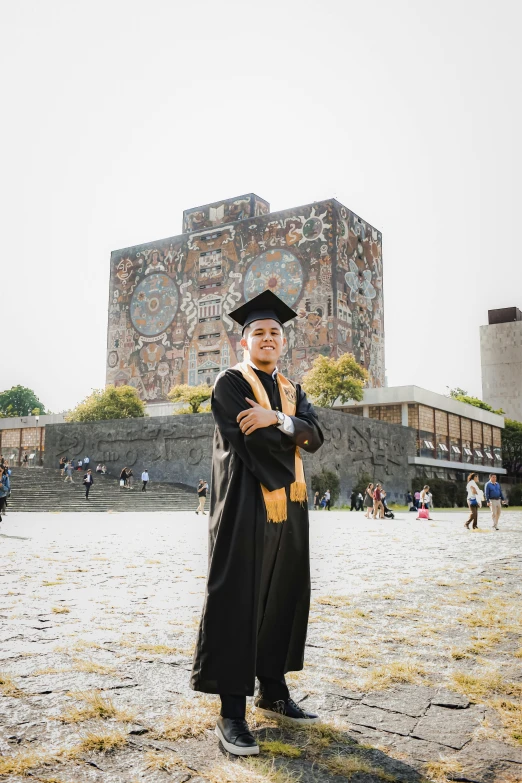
[107,194,384,402]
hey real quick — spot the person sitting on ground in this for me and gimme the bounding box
[101,464,107,474]
[96,463,103,473]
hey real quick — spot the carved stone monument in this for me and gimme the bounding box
[44,410,415,504]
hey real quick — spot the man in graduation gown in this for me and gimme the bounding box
[191,290,324,756]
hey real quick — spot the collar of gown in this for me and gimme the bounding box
[247,359,278,379]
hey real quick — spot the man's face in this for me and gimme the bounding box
[491,475,497,483]
[241,319,285,366]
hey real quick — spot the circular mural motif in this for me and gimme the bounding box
[107,350,118,369]
[130,273,179,337]
[302,217,323,240]
[244,249,304,307]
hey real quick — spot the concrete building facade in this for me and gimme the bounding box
[106,193,384,403]
[480,307,522,421]
[337,385,506,481]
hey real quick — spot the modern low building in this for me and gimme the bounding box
[480,306,522,421]
[337,385,506,481]
[0,413,66,466]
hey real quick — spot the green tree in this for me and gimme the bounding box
[311,469,340,505]
[302,353,368,408]
[0,385,47,417]
[447,387,504,415]
[66,385,145,422]
[502,418,522,478]
[168,383,213,414]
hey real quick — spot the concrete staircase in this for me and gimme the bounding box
[5,468,197,513]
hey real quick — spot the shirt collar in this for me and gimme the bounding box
[247,359,278,379]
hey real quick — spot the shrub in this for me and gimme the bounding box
[412,477,467,508]
[311,469,340,505]
[507,484,522,505]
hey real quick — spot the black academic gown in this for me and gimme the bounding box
[191,367,324,696]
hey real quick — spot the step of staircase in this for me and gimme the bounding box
[4,468,197,512]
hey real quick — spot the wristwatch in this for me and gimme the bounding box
[274,410,285,426]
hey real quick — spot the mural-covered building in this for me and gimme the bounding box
[106,193,385,403]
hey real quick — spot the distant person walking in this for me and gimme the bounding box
[373,483,384,519]
[83,469,93,500]
[141,469,149,492]
[83,456,90,471]
[324,489,331,510]
[196,479,208,515]
[414,490,421,510]
[1,469,10,514]
[120,467,128,488]
[59,457,66,476]
[127,469,134,490]
[356,492,363,511]
[22,453,29,468]
[364,483,374,518]
[484,473,505,530]
[64,461,74,483]
[350,490,357,511]
[0,469,8,521]
[313,491,320,510]
[465,473,482,529]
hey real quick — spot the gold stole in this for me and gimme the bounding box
[234,362,307,523]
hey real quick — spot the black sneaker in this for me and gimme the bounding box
[215,717,259,756]
[255,696,319,724]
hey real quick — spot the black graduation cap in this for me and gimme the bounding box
[229,289,298,332]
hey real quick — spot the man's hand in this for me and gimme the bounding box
[237,398,277,435]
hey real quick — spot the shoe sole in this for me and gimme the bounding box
[255,707,320,724]
[214,724,259,756]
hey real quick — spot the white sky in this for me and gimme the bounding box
[1,0,521,413]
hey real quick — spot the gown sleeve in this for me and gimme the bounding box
[285,384,324,454]
[212,370,296,492]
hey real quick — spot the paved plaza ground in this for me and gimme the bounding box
[1,508,521,783]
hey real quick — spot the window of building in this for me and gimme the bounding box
[424,440,435,450]
[438,443,449,452]
[484,448,494,460]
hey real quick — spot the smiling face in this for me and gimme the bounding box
[241,318,286,371]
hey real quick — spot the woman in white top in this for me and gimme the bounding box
[419,485,433,518]
[465,472,481,529]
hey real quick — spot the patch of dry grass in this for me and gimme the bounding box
[145,750,183,771]
[360,661,428,691]
[136,642,181,655]
[74,729,127,752]
[59,690,136,723]
[0,671,23,697]
[424,757,464,782]
[490,698,522,745]
[153,695,218,741]
[52,606,70,614]
[321,752,397,780]
[334,645,375,667]
[315,595,351,608]
[259,740,301,758]
[207,758,300,783]
[72,658,116,675]
[0,749,53,776]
